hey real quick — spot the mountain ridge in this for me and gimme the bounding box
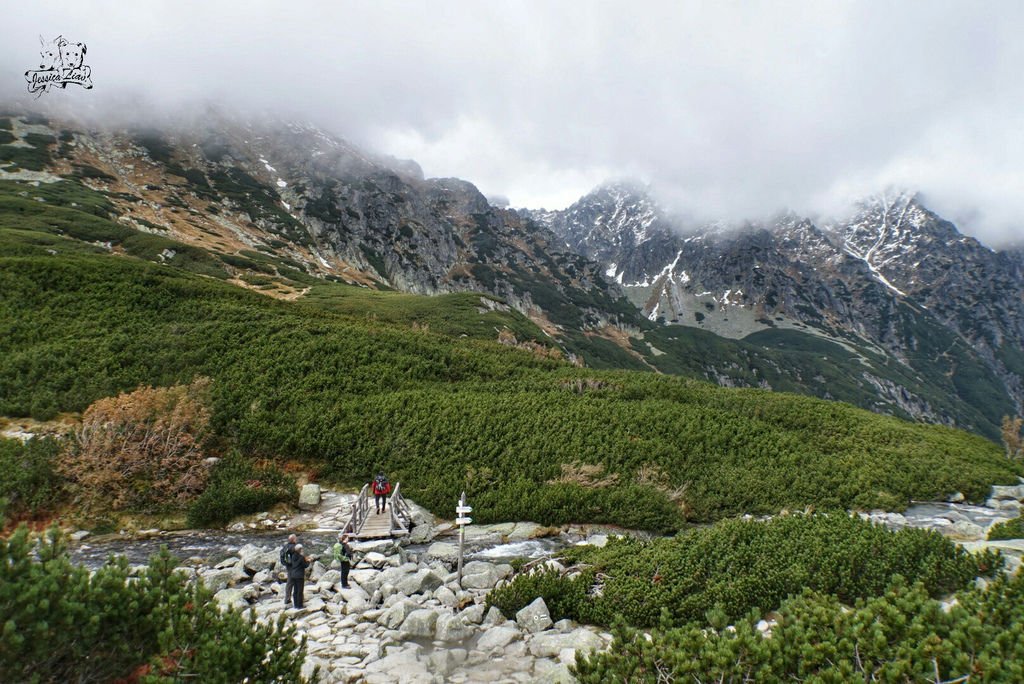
[528,183,1024,438]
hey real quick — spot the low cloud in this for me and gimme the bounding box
[2,1,1020,245]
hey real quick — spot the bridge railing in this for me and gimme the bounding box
[342,483,370,536]
[389,481,413,536]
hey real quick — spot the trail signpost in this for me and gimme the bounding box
[456,492,471,586]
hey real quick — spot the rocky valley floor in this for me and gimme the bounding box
[68,481,1024,683]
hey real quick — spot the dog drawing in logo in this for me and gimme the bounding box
[38,35,62,71]
[57,37,86,76]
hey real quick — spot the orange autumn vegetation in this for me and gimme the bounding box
[60,378,213,513]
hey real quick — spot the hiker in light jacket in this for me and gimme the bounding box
[333,533,354,589]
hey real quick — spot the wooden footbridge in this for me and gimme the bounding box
[341,481,413,539]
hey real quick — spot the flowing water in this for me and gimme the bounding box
[68,500,1016,570]
[69,529,569,570]
[899,501,1010,529]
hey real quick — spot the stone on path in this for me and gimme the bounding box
[476,624,522,652]
[435,612,475,642]
[378,598,416,629]
[396,568,445,596]
[399,608,440,638]
[213,587,248,610]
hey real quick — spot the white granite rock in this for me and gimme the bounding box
[516,597,553,633]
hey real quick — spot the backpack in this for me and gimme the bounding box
[333,542,352,564]
[373,476,390,495]
[279,543,292,566]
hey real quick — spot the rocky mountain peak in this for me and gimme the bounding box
[532,179,1024,436]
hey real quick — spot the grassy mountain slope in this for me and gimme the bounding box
[3,113,1015,442]
[634,323,1008,441]
[2,187,1020,530]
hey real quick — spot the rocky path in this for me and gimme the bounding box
[203,539,607,683]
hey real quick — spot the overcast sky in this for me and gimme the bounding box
[2,1,1022,245]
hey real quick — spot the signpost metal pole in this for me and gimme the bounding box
[457,491,466,587]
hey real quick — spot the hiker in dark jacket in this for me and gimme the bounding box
[332,533,354,588]
[285,543,309,609]
[280,533,298,568]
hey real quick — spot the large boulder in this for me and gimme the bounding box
[506,522,554,541]
[336,584,371,602]
[399,608,440,638]
[309,561,328,582]
[533,660,577,683]
[425,541,459,564]
[378,598,417,629]
[362,551,390,569]
[361,563,417,594]
[949,521,985,540]
[435,612,475,642]
[363,646,432,682]
[298,484,321,511]
[990,484,1024,501]
[435,585,458,607]
[462,603,487,624]
[528,628,605,658]
[202,567,246,592]
[213,588,249,611]
[396,569,445,596]
[482,606,507,626]
[460,561,512,590]
[988,499,1023,514]
[238,545,280,574]
[515,597,553,633]
[476,624,522,652]
[428,649,457,676]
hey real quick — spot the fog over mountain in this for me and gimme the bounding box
[1,1,1022,246]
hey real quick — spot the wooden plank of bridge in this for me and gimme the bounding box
[353,506,394,539]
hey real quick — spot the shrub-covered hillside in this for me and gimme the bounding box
[1,217,1021,528]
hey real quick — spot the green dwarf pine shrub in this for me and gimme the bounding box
[0,525,312,683]
[574,573,1024,682]
[488,513,1000,628]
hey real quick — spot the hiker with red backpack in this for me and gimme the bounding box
[372,472,391,514]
